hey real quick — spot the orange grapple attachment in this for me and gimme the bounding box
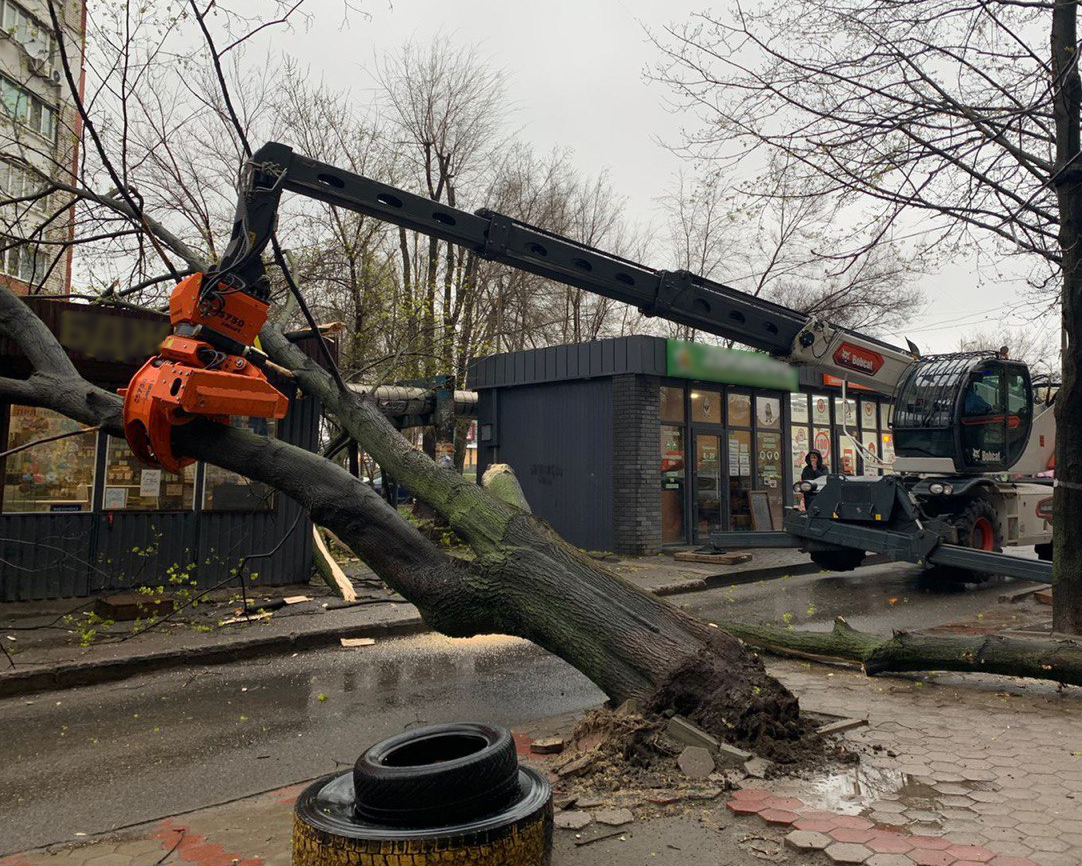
[121,275,289,473]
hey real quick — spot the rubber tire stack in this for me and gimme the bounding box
[292,722,553,866]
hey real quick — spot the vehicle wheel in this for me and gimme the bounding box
[926,497,1003,584]
[1036,542,1053,562]
[810,548,866,572]
[353,722,518,828]
[293,766,552,866]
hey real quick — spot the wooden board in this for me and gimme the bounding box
[748,490,774,531]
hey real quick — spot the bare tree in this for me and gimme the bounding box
[959,327,1061,381]
[651,0,1082,632]
[661,163,923,345]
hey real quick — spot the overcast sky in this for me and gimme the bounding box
[258,0,1056,356]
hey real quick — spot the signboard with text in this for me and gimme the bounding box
[666,340,798,391]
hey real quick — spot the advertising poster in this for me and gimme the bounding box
[139,469,162,499]
[863,435,879,476]
[104,487,128,509]
[791,427,809,476]
[861,400,877,429]
[812,395,830,425]
[813,429,832,469]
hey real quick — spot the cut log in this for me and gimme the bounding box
[312,526,357,603]
[480,463,532,512]
[718,617,1082,686]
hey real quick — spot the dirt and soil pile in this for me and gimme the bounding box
[647,644,816,764]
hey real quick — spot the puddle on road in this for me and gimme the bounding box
[797,764,987,828]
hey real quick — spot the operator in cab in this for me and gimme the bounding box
[801,450,828,508]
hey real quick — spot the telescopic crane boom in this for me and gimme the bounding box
[122,142,1055,590]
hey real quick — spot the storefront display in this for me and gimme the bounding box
[105,437,195,510]
[660,425,685,543]
[651,373,891,546]
[728,429,753,531]
[756,395,781,429]
[203,417,279,511]
[2,406,96,513]
[690,389,721,423]
[860,399,877,429]
[694,434,722,539]
[755,430,784,527]
[813,428,833,470]
[790,393,809,425]
[661,386,684,423]
[834,397,857,427]
[728,393,752,427]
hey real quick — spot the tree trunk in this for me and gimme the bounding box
[0,285,807,758]
[716,617,1082,686]
[1051,1,1082,633]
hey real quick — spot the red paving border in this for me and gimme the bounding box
[728,788,1039,866]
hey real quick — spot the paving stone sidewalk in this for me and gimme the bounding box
[728,659,1082,866]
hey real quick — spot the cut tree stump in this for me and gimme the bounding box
[718,616,1082,686]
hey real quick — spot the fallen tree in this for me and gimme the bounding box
[719,617,1082,687]
[0,283,808,758]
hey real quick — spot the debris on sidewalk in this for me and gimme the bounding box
[742,757,771,779]
[530,736,565,755]
[93,593,174,621]
[677,745,715,779]
[815,717,867,736]
[312,526,358,602]
[554,810,592,830]
[594,808,633,826]
[340,637,376,648]
[218,611,272,626]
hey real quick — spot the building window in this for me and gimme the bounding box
[790,394,810,482]
[0,159,50,213]
[0,74,58,140]
[103,437,195,510]
[690,388,721,424]
[755,395,781,430]
[0,1,56,60]
[0,234,45,283]
[2,405,96,512]
[660,385,684,423]
[859,399,877,430]
[810,393,831,425]
[790,393,809,425]
[727,428,753,530]
[660,424,685,543]
[203,417,278,511]
[727,392,752,427]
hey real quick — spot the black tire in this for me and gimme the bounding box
[925,497,1002,585]
[353,722,519,828]
[810,548,867,572]
[294,767,552,866]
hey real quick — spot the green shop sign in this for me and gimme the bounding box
[666,339,798,391]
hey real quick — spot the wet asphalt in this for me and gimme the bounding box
[0,562,1031,853]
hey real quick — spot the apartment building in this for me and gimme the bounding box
[0,0,83,296]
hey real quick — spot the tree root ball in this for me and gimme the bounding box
[646,643,814,763]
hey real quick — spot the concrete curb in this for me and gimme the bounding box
[0,614,427,699]
[651,554,889,597]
